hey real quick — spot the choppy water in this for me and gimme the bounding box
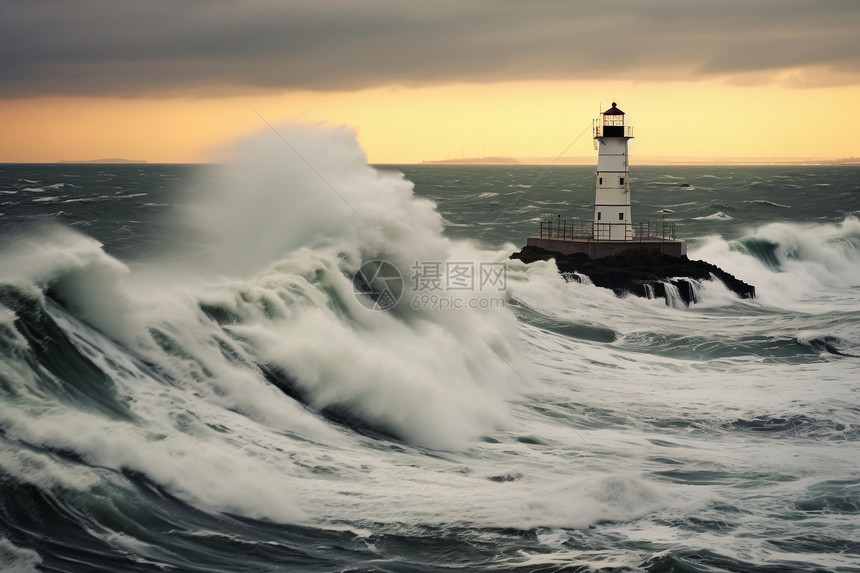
[1,127,858,572]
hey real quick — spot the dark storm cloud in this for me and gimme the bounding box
[1,0,858,97]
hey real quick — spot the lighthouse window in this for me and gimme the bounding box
[620,177,625,185]
[597,212,602,221]
[599,177,603,185]
[619,212,624,221]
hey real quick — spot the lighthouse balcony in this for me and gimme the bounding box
[529,218,686,258]
[538,218,676,242]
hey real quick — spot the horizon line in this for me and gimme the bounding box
[414,155,860,166]
[2,156,858,167]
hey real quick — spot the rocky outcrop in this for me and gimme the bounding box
[511,246,755,306]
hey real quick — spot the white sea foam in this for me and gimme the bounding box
[693,216,860,308]
[0,538,43,572]
[0,392,307,522]
[693,211,733,220]
[1,125,526,454]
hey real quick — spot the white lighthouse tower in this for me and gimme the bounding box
[593,102,633,241]
[526,101,685,258]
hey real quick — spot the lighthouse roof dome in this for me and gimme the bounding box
[603,102,625,115]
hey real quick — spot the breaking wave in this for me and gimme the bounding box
[0,125,528,534]
[693,216,860,306]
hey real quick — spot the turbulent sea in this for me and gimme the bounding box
[1,127,858,572]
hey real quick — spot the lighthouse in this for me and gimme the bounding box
[593,102,633,241]
[514,99,754,302]
[524,101,686,259]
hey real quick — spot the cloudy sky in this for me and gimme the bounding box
[3,0,859,162]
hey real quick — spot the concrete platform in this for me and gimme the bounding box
[526,237,687,258]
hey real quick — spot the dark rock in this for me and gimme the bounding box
[511,245,755,305]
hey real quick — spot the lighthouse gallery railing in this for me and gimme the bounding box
[538,218,676,242]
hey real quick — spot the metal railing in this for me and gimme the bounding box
[538,218,676,242]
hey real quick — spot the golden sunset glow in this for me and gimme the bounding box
[4,79,859,165]
[2,2,858,164]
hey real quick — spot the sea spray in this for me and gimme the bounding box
[181,124,448,279]
[694,216,860,308]
[3,124,526,456]
[173,124,525,449]
[0,125,532,536]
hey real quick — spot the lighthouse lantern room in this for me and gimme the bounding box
[593,102,633,241]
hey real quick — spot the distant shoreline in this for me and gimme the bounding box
[422,157,522,165]
[57,158,149,164]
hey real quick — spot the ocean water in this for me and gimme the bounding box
[1,126,858,572]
